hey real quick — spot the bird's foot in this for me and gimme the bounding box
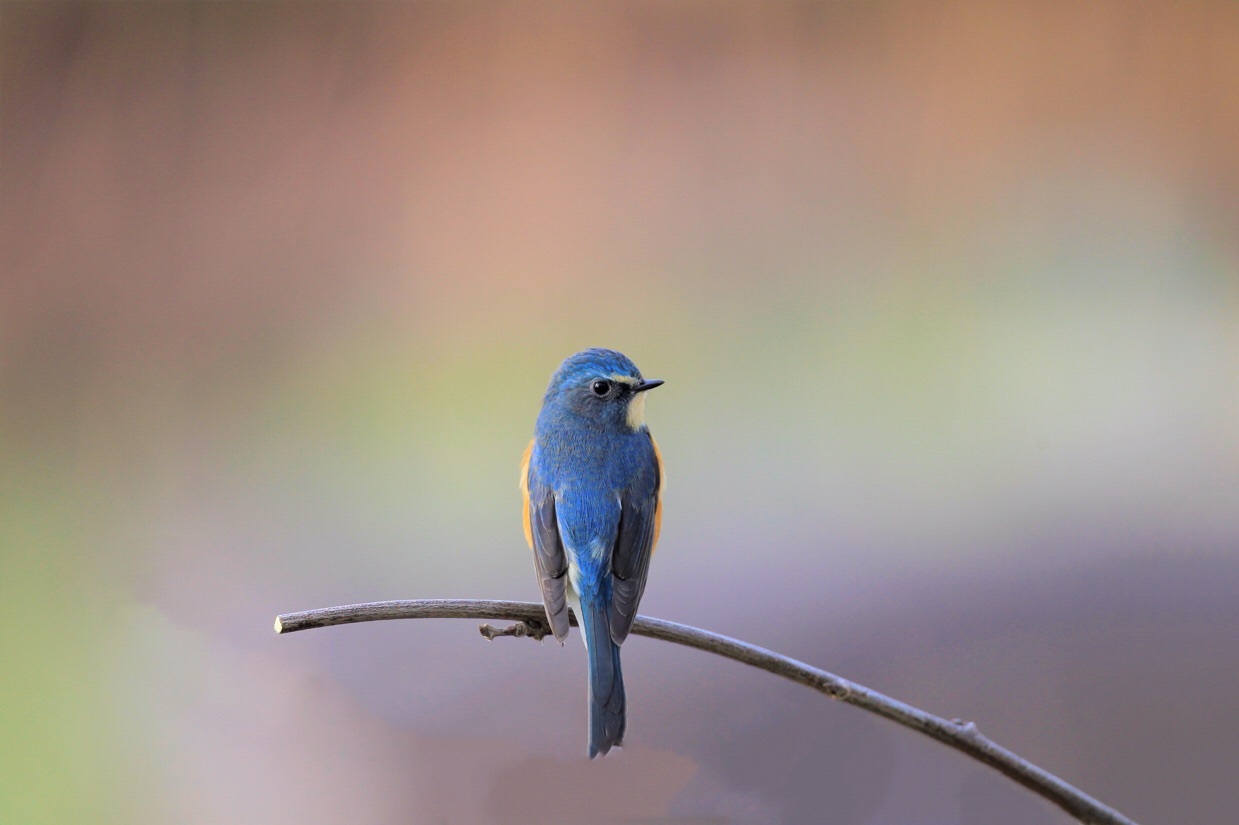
[479,618,552,642]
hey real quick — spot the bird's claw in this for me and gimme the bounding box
[479,619,552,642]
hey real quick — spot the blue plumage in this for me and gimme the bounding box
[520,348,664,757]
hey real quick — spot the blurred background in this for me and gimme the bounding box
[3,2,1238,823]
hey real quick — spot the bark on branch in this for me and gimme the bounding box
[274,598,1137,825]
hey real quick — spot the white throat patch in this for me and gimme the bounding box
[607,373,647,431]
[626,391,646,430]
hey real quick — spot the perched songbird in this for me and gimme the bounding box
[520,348,664,757]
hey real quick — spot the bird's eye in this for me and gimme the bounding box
[591,380,611,397]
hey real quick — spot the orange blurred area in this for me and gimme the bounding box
[2,3,1238,824]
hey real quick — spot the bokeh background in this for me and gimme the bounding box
[3,2,1238,823]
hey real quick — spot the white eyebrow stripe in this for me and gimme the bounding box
[609,374,639,386]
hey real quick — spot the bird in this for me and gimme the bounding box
[519,348,664,757]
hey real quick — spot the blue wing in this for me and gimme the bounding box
[608,433,663,645]
[521,439,570,641]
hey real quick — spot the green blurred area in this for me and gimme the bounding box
[0,470,127,821]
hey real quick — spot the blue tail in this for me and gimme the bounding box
[579,595,626,757]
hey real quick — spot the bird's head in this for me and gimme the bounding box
[542,348,663,432]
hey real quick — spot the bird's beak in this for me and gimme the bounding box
[633,379,664,393]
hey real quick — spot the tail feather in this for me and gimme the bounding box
[579,597,626,757]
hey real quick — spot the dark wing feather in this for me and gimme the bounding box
[522,440,570,641]
[609,433,662,645]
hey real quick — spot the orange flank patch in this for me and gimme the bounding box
[519,439,534,549]
[651,434,664,555]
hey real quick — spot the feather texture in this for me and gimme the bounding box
[521,349,663,756]
[580,592,626,756]
[521,439,570,642]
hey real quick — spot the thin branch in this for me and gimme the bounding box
[274,598,1137,825]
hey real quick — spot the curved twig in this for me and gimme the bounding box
[274,598,1137,825]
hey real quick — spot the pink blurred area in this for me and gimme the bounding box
[3,3,1238,824]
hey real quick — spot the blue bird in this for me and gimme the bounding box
[520,348,664,757]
